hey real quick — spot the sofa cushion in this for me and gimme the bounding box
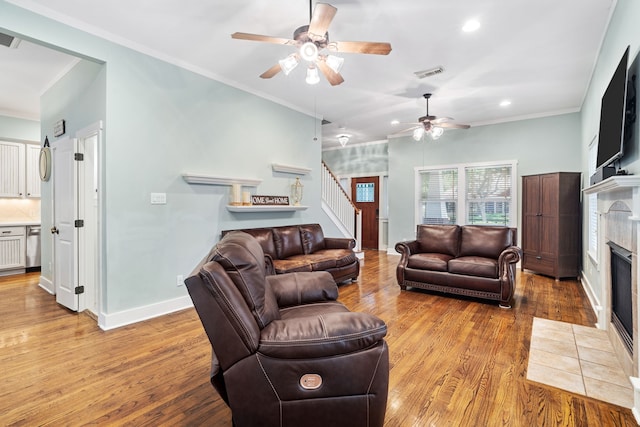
[273,258,313,274]
[448,256,498,278]
[314,249,357,268]
[407,253,452,272]
[300,224,326,254]
[236,228,278,259]
[459,225,513,258]
[273,226,305,259]
[416,225,460,257]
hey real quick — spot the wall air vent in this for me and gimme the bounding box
[0,32,21,49]
[414,66,445,79]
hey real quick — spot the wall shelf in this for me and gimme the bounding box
[226,205,308,213]
[271,163,312,175]
[182,173,262,186]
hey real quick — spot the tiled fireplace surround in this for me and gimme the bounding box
[584,176,640,419]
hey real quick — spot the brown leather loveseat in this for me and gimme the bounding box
[222,223,359,283]
[186,231,389,427]
[395,225,521,308]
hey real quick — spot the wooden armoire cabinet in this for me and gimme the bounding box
[521,172,581,279]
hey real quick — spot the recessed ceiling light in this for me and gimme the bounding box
[462,19,481,32]
[391,120,400,126]
[500,100,512,107]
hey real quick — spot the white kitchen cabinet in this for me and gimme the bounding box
[0,141,40,198]
[0,226,26,272]
[25,144,41,198]
[0,141,26,197]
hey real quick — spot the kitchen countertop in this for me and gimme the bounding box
[0,221,41,226]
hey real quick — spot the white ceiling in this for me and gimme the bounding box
[1,0,615,148]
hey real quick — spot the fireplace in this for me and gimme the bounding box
[584,175,640,421]
[609,241,633,354]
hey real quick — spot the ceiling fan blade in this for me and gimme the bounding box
[308,3,337,40]
[333,41,392,55]
[432,117,455,124]
[260,64,282,79]
[231,32,295,45]
[438,122,471,129]
[390,126,420,136]
[316,60,344,86]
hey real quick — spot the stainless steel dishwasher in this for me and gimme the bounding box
[26,225,41,268]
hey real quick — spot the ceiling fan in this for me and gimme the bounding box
[396,93,471,140]
[231,2,392,86]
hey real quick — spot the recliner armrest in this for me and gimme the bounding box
[259,311,387,358]
[267,271,338,307]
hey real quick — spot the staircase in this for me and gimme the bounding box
[321,161,362,254]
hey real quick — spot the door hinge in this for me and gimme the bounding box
[75,219,84,228]
[75,286,85,295]
[74,153,84,161]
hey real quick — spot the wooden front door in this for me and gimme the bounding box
[351,176,379,250]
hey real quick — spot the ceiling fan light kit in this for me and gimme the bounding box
[231,2,391,86]
[300,41,319,61]
[305,65,320,85]
[279,54,300,75]
[399,93,470,141]
[325,54,344,73]
[337,134,350,146]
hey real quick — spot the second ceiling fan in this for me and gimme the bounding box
[398,94,471,140]
[231,2,392,86]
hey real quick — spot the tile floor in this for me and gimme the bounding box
[527,317,634,408]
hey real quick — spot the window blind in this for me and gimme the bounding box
[465,164,512,225]
[419,168,458,224]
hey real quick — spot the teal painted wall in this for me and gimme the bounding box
[323,141,388,176]
[388,113,582,244]
[579,0,640,304]
[0,115,39,141]
[1,2,326,317]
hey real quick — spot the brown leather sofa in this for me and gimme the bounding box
[222,223,359,283]
[395,225,521,308]
[186,231,389,427]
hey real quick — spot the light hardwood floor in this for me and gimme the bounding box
[0,251,637,426]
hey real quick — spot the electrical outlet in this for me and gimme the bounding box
[177,274,184,287]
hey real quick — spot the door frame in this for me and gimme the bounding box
[76,121,103,315]
[51,121,103,315]
[339,172,389,250]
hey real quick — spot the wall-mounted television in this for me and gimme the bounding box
[596,46,630,171]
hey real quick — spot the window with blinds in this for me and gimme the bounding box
[419,168,458,224]
[417,161,516,227]
[465,165,512,225]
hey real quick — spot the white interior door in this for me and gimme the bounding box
[77,126,100,315]
[53,137,79,311]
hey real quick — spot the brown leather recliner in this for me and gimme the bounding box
[185,231,389,427]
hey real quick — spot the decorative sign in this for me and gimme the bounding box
[251,195,290,206]
[53,119,66,137]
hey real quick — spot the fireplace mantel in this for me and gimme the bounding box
[584,175,640,219]
[584,175,640,195]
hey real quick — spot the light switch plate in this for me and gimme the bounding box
[150,192,167,204]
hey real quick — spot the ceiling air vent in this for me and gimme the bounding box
[0,32,21,49]
[414,66,444,79]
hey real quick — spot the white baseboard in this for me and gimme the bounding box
[39,275,54,294]
[579,271,603,327]
[98,295,194,331]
